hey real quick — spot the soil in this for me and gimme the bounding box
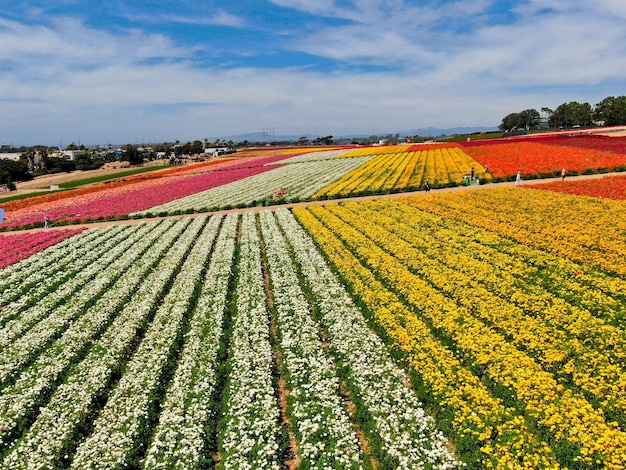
[14,167,153,192]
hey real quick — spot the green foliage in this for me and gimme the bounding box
[0,158,31,184]
[594,95,626,126]
[45,156,76,173]
[550,101,593,128]
[499,109,540,131]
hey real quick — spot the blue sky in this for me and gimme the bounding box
[1,0,626,146]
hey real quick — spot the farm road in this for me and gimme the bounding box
[6,170,624,234]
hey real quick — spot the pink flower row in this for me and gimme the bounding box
[0,228,85,270]
[2,162,284,230]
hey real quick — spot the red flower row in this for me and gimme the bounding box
[528,174,626,201]
[2,155,289,230]
[0,228,85,269]
[459,141,626,178]
[528,135,626,155]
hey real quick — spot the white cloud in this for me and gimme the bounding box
[1,2,626,145]
[146,11,245,28]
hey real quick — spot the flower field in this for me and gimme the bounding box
[459,141,626,179]
[132,151,369,215]
[0,210,463,469]
[294,191,626,469]
[528,174,626,201]
[531,134,626,155]
[0,228,85,269]
[0,155,294,231]
[2,136,626,468]
[3,135,626,232]
[314,145,488,197]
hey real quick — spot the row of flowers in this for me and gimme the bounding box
[295,202,626,468]
[293,205,561,468]
[517,134,626,155]
[0,155,274,214]
[528,174,626,201]
[1,165,281,230]
[0,217,203,468]
[0,228,85,270]
[0,219,188,459]
[134,157,370,216]
[276,209,463,468]
[460,141,626,179]
[142,214,238,468]
[314,148,487,198]
[68,215,220,468]
[0,225,129,322]
[0,222,175,389]
[259,211,365,467]
[401,187,626,276]
[368,198,626,326]
[217,212,283,469]
[337,200,626,426]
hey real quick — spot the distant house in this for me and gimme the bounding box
[204,147,232,156]
[49,150,87,161]
[0,152,22,162]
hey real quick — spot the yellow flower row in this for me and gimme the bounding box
[297,202,626,468]
[314,154,393,197]
[401,187,626,276]
[339,144,413,158]
[340,199,626,424]
[293,206,562,469]
[314,147,488,198]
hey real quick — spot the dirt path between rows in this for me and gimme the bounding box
[6,171,624,234]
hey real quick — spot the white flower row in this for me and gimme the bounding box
[142,213,238,469]
[0,218,184,453]
[69,215,221,469]
[266,149,354,164]
[275,209,463,469]
[0,221,164,385]
[258,210,364,468]
[0,224,130,325]
[218,212,282,470]
[0,224,121,297]
[133,157,372,216]
[0,217,202,468]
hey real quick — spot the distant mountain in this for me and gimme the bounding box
[218,132,320,143]
[399,126,499,137]
[218,126,498,143]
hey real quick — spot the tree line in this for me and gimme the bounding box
[499,95,626,131]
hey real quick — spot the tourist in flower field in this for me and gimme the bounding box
[44,215,50,228]
[515,171,522,186]
[424,181,431,193]
[561,167,566,180]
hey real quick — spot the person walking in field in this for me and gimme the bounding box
[424,181,431,193]
[44,215,50,228]
[515,171,522,186]
[561,167,566,181]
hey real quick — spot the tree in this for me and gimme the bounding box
[123,144,143,165]
[499,109,540,131]
[190,140,204,155]
[549,101,593,128]
[594,96,626,126]
[0,159,31,184]
[519,109,540,129]
[45,156,75,173]
[499,112,523,131]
